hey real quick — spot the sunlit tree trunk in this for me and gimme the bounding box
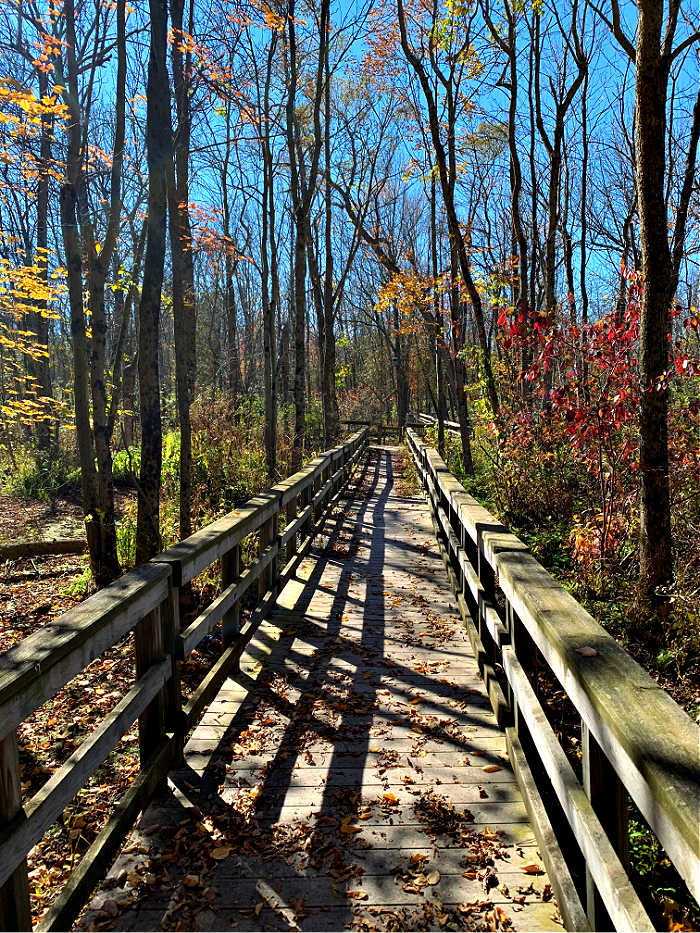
[136,0,170,564]
[169,0,195,541]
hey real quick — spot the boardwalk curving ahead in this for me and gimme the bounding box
[80,447,559,932]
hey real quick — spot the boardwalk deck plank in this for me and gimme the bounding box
[78,447,559,932]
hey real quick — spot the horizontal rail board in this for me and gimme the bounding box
[179,543,279,658]
[273,454,329,508]
[0,563,170,740]
[0,657,171,889]
[155,494,279,587]
[36,736,173,932]
[279,504,313,548]
[502,647,653,931]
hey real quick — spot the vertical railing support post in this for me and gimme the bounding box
[0,731,32,931]
[160,578,183,765]
[221,544,241,646]
[259,506,278,599]
[286,496,298,564]
[134,605,165,768]
[583,723,629,931]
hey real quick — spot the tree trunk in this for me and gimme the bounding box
[169,0,196,541]
[33,67,54,452]
[136,0,171,564]
[635,0,673,601]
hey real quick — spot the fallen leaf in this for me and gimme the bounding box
[482,765,501,773]
[347,890,368,900]
[183,874,200,888]
[426,870,440,885]
[211,846,232,860]
[340,814,362,834]
[522,864,544,875]
[575,646,599,657]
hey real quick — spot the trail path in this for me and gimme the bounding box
[80,447,559,932]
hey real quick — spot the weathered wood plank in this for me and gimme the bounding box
[155,493,279,587]
[178,542,278,658]
[36,737,172,932]
[0,732,31,931]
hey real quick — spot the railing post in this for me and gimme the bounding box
[0,731,32,931]
[221,544,241,645]
[259,506,278,598]
[160,579,183,765]
[509,604,538,752]
[478,546,497,667]
[134,605,165,766]
[286,495,298,563]
[583,723,629,931]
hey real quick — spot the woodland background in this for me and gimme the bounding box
[0,0,698,924]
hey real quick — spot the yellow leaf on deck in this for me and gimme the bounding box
[211,847,232,860]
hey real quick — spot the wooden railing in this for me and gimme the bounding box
[410,411,461,434]
[406,428,699,933]
[0,428,368,932]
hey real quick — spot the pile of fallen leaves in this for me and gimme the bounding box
[353,900,515,931]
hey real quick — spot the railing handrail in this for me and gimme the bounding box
[0,428,369,931]
[406,427,700,930]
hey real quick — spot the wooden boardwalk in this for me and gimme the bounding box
[80,447,560,932]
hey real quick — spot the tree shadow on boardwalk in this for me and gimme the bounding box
[80,446,549,932]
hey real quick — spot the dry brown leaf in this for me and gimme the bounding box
[347,890,368,900]
[426,870,440,885]
[575,646,599,657]
[183,874,200,888]
[211,846,232,860]
[482,765,501,773]
[340,815,362,834]
[521,863,544,875]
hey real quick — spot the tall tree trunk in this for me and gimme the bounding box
[59,0,125,586]
[261,35,278,476]
[635,0,674,601]
[169,0,195,541]
[321,45,339,444]
[284,0,328,469]
[33,67,54,452]
[450,248,474,475]
[136,0,171,564]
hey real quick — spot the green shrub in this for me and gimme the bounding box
[112,446,140,483]
[2,447,80,499]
